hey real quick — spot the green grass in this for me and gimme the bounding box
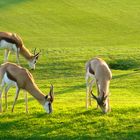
[0,0,140,139]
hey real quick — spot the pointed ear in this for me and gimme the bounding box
[90,90,98,101]
[33,48,37,55]
[49,84,54,102]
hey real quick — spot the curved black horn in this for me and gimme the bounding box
[34,50,41,57]
[90,91,98,101]
[49,84,54,102]
[33,48,36,55]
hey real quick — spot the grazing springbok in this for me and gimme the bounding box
[0,62,54,114]
[0,32,40,70]
[85,57,112,113]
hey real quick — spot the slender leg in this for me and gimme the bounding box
[85,74,89,109]
[4,49,10,62]
[88,79,95,106]
[5,89,8,111]
[0,82,5,96]
[0,88,3,113]
[96,82,100,109]
[24,91,28,113]
[0,83,5,113]
[4,85,11,111]
[86,72,96,109]
[11,87,20,112]
[86,84,89,109]
[0,69,6,85]
[16,48,20,65]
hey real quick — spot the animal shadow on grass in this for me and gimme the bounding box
[110,58,140,79]
[0,0,31,9]
[1,97,34,113]
[32,112,49,118]
[109,58,139,70]
[56,83,85,95]
[76,107,103,116]
[112,71,139,80]
[112,106,140,115]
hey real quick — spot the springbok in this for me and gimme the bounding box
[85,57,112,113]
[0,32,40,70]
[0,62,54,113]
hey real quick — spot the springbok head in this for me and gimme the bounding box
[28,48,41,70]
[44,85,54,114]
[91,91,109,113]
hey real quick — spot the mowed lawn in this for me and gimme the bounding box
[0,0,140,139]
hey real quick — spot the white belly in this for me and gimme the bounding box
[0,40,17,52]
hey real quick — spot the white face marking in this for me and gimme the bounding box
[100,100,109,113]
[28,58,37,70]
[43,101,52,114]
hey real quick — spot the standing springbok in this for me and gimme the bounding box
[0,62,54,113]
[0,32,40,70]
[85,57,112,113]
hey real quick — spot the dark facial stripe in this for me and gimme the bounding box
[48,102,52,113]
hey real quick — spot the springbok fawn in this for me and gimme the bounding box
[85,57,112,113]
[0,32,40,70]
[0,62,54,113]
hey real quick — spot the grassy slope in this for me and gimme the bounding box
[0,0,140,139]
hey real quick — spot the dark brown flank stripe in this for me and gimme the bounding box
[89,62,95,75]
[0,37,19,48]
[6,70,17,82]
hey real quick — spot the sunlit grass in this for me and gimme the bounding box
[0,0,140,139]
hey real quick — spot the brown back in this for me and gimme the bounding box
[0,62,34,89]
[0,32,23,49]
